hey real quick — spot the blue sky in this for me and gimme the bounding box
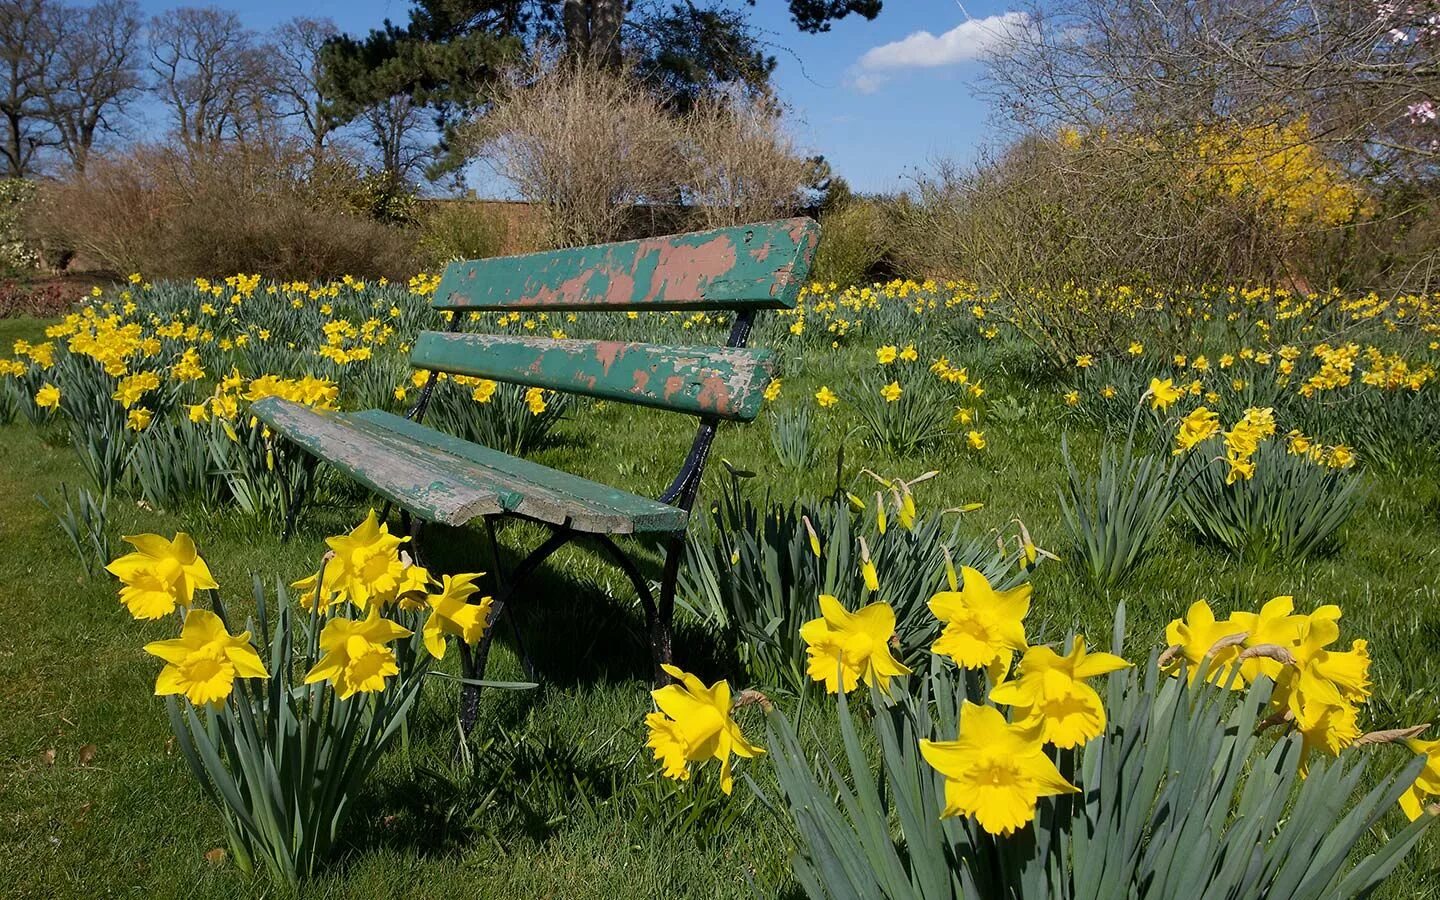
[129,0,1022,195]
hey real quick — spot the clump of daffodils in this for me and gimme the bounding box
[106,511,497,709]
[1170,404,1356,482]
[1160,596,1440,818]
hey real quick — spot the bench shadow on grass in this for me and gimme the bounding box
[417,518,731,690]
[337,516,738,865]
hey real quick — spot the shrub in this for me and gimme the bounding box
[108,520,531,885]
[1180,441,1364,561]
[415,201,507,265]
[467,62,683,248]
[769,406,818,470]
[681,93,810,230]
[0,280,75,317]
[680,465,1011,692]
[809,200,889,288]
[27,142,419,278]
[425,379,572,457]
[0,179,38,275]
[852,352,966,456]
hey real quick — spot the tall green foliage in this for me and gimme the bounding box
[761,618,1434,899]
[1058,433,1178,587]
[680,464,1011,691]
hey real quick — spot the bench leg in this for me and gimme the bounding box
[651,533,684,686]
[456,526,573,735]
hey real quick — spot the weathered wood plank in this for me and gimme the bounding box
[432,218,819,312]
[251,398,505,526]
[411,333,775,421]
[350,410,688,534]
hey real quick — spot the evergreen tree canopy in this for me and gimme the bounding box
[320,0,882,178]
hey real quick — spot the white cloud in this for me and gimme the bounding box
[851,12,1030,92]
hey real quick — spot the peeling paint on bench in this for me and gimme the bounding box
[433,218,819,312]
[411,333,776,421]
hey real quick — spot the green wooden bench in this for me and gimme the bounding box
[252,218,819,720]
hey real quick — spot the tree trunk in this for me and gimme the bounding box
[562,0,589,61]
[563,0,623,70]
[590,0,623,70]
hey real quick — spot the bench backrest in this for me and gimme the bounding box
[412,219,818,422]
[431,218,818,312]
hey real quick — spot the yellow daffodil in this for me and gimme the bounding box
[126,408,152,431]
[876,345,898,364]
[880,381,903,402]
[422,573,493,659]
[1174,406,1220,453]
[762,378,782,402]
[989,637,1130,748]
[1229,595,1304,682]
[323,510,407,610]
[1162,600,1247,687]
[303,606,412,699]
[1148,377,1183,410]
[1399,737,1440,821]
[920,701,1078,836]
[929,567,1030,670]
[34,383,60,409]
[105,532,219,620]
[1291,694,1361,764]
[144,609,267,706]
[524,386,547,415]
[644,664,763,794]
[966,430,986,450]
[799,595,911,694]
[815,385,839,408]
[112,370,159,408]
[292,569,342,611]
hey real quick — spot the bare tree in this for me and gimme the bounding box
[272,16,339,162]
[149,6,278,148]
[362,91,432,180]
[42,0,143,172]
[982,0,1440,179]
[0,0,61,177]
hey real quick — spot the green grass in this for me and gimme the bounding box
[2,315,1439,896]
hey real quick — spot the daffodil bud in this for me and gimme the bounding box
[802,516,822,558]
[859,538,878,592]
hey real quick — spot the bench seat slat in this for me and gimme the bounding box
[412,333,775,421]
[348,411,687,533]
[252,398,687,534]
[432,218,819,312]
[251,397,505,526]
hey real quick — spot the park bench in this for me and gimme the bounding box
[252,218,819,722]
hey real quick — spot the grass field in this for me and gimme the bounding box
[2,299,1439,897]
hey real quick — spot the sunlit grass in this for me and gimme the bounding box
[1,315,1438,896]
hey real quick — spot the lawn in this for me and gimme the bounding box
[2,279,1439,897]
